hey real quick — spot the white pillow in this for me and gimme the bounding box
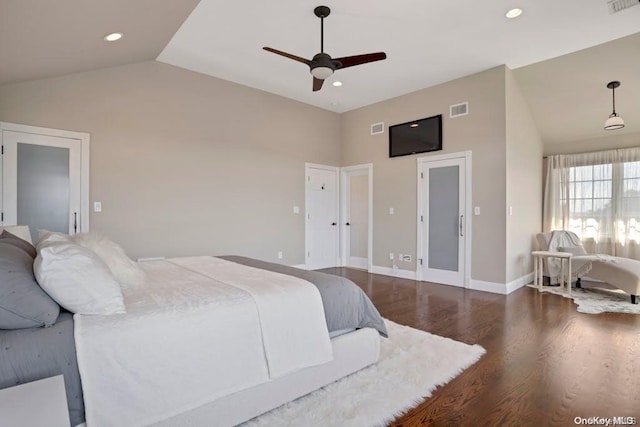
[0,225,33,245]
[72,232,145,288]
[36,230,72,250]
[34,241,126,315]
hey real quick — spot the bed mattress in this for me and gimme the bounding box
[0,256,386,426]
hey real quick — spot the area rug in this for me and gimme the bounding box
[243,319,485,427]
[529,283,640,314]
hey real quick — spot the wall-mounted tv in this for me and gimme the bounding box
[389,114,442,158]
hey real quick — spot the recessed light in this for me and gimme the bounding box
[505,8,523,19]
[103,32,123,42]
[332,81,343,87]
[410,123,419,128]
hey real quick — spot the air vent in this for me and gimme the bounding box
[607,0,639,13]
[371,122,384,135]
[450,102,469,118]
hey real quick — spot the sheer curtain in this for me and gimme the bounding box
[543,147,640,260]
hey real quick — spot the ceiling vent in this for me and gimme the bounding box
[607,0,639,13]
[371,122,384,135]
[450,102,469,118]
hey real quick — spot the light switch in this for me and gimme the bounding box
[389,207,395,215]
[509,206,513,216]
[93,202,102,213]
[293,206,300,214]
[474,206,480,216]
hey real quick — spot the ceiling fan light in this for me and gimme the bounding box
[604,114,625,130]
[311,66,334,80]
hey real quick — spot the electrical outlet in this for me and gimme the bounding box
[277,251,283,259]
[389,252,394,260]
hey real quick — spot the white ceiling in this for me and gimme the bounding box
[157,0,640,113]
[0,0,200,85]
[1,0,639,145]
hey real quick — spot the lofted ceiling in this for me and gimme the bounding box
[0,0,200,85]
[1,0,639,145]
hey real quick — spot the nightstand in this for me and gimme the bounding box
[0,375,70,427]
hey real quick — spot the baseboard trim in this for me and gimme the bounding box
[506,272,534,294]
[469,280,508,295]
[292,264,308,270]
[470,272,534,295]
[371,265,417,280]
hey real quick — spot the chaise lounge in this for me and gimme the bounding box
[536,231,640,304]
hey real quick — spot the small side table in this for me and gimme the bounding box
[532,251,573,296]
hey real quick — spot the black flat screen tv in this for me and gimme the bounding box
[389,114,442,158]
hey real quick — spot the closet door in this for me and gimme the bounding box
[2,130,82,242]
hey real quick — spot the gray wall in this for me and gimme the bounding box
[506,68,544,283]
[341,66,507,283]
[0,61,341,262]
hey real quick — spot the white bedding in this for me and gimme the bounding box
[74,257,333,427]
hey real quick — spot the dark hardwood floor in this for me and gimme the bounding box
[320,267,640,427]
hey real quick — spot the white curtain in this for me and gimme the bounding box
[543,147,640,260]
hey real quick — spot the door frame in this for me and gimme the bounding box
[305,163,340,270]
[0,122,90,233]
[416,151,472,286]
[340,163,373,272]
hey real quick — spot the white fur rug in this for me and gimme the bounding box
[529,283,640,314]
[243,319,485,427]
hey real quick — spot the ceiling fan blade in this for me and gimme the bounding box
[334,52,387,70]
[313,77,324,92]
[263,47,312,66]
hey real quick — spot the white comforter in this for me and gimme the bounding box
[74,257,333,426]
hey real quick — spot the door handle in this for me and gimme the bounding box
[74,212,78,234]
[346,222,351,226]
[331,222,337,226]
[459,215,464,237]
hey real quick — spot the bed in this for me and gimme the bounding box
[0,252,387,426]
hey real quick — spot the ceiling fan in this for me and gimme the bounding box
[263,5,387,92]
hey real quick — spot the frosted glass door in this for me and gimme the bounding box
[419,157,466,287]
[2,130,81,241]
[17,144,71,242]
[428,166,459,272]
[346,173,369,269]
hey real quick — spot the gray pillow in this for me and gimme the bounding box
[0,230,37,258]
[0,242,60,329]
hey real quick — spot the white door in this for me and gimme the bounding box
[306,164,339,270]
[2,129,84,242]
[418,156,468,287]
[341,165,372,270]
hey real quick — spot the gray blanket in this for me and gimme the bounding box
[219,256,388,337]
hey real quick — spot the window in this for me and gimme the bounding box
[544,148,640,259]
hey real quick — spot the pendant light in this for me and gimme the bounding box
[604,81,625,131]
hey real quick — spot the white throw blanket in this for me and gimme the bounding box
[547,231,592,284]
[74,257,333,426]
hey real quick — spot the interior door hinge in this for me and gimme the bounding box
[419,258,423,265]
[1,145,3,155]
[420,215,424,222]
[420,172,423,179]
[1,212,3,222]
